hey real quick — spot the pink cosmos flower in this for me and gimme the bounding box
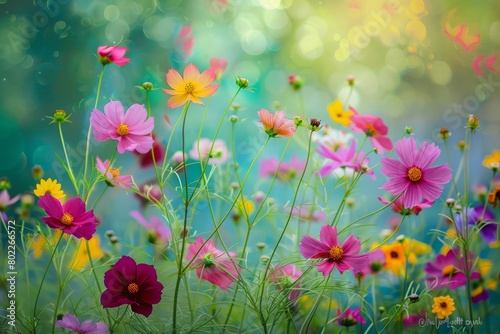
[299,225,369,276]
[134,133,165,168]
[350,114,393,153]
[55,314,108,334]
[135,183,162,207]
[90,101,154,154]
[38,194,97,240]
[186,237,240,290]
[312,125,353,152]
[101,256,164,317]
[424,248,480,289]
[130,210,171,245]
[353,249,385,279]
[97,45,130,66]
[96,156,132,189]
[174,24,194,61]
[257,109,295,137]
[337,307,366,327]
[0,190,20,211]
[259,156,306,181]
[189,138,229,165]
[317,141,374,179]
[380,137,452,209]
[207,58,227,80]
[291,206,327,223]
[378,195,433,216]
[269,264,302,301]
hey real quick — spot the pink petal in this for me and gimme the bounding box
[129,117,155,136]
[183,63,201,82]
[381,157,407,177]
[403,185,423,209]
[197,69,216,88]
[38,194,63,219]
[422,164,452,184]
[123,104,147,128]
[395,137,417,167]
[315,259,335,276]
[90,110,113,141]
[103,100,125,126]
[381,177,410,196]
[341,234,361,255]
[344,253,370,272]
[319,225,338,246]
[299,235,329,259]
[113,256,137,282]
[414,141,440,169]
[131,302,153,317]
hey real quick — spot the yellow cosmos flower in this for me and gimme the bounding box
[34,178,65,199]
[483,149,500,171]
[69,236,105,271]
[236,197,255,216]
[431,295,456,319]
[163,63,219,109]
[378,239,429,276]
[30,230,63,259]
[327,99,354,127]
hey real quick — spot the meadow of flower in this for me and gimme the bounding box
[0,40,498,334]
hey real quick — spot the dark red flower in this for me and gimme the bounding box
[101,256,164,317]
[134,133,165,168]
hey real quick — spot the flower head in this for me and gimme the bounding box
[70,236,104,271]
[259,155,306,181]
[291,206,327,223]
[186,237,240,290]
[91,101,154,155]
[130,210,171,245]
[483,149,500,171]
[55,314,108,334]
[317,141,374,179]
[380,137,452,209]
[299,225,369,276]
[189,138,229,165]
[97,45,130,66]
[101,256,164,317]
[34,178,65,199]
[288,75,303,90]
[38,194,97,240]
[353,248,385,279]
[0,190,19,211]
[425,248,480,289]
[327,100,355,127]
[337,307,366,326]
[96,156,132,189]
[257,109,295,137]
[269,264,302,301]
[350,114,393,153]
[431,295,456,319]
[455,206,498,243]
[163,63,219,108]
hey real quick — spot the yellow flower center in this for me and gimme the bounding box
[61,212,74,226]
[329,245,344,261]
[127,282,139,294]
[185,82,195,93]
[116,123,129,136]
[407,167,423,182]
[442,264,456,276]
[109,168,120,179]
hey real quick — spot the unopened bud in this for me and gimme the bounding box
[142,82,153,90]
[229,115,238,123]
[288,75,303,90]
[439,128,451,140]
[467,114,479,131]
[32,165,44,180]
[236,76,249,88]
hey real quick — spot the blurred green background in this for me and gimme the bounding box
[0,0,499,204]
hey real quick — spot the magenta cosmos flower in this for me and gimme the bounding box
[189,138,229,165]
[424,248,480,290]
[317,141,374,179]
[38,194,97,240]
[299,225,369,276]
[96,156,132,189]
[91,101,154,154]
[269,264,302,301]
[97,45,130,66]
[130,210,171,245]
[101,256,164,317]
[186,237,240,290]
[55,314,108,334]
[337,307,366,327]
[258,109,295,137]
[350,114,393,153]
[380,137,452,209]
[207,57,227,80]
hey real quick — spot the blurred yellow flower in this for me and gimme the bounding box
[34,178,65,199]
[380,242,415,275]
[327,100,354,127]
[235,197,255,217]
[69,236,105,271]
[432,295,455,319]
[30,230,63,259]
[483,149,500,171]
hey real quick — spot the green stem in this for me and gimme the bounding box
[172,102,191,334]
[58,123,78,194]
[84,65,106,186]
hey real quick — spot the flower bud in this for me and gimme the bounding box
[288,75,303,90]
[346,75,356,86]
[236,76,249,88]
[396,234,406,243]
[439,128,451,140]
[54,109,67,123]
[0,178,11,190]
[294,116,306,127]
[105,230,115,237]
[142,82,153,91]
[32,165,44,180]
[260,255,270,264]
[110,236,119,244]
[405,126,413,135]
[308,118,322,132]
[467,114,479,130]
[256,242,266,250]
[254,191,265,203]
[229,115,238,123]
[231,103,241,111]
[445,198,455,208]
[21,194,34,208]
[457,140,466,151]
[409,293,419,303]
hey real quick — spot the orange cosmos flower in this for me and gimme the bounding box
[257,109,295,137]
[163,63,219,109]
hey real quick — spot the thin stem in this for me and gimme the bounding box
[58,123,78,194]
[84,65,106,185]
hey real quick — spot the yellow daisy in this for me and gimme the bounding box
[33,178,65,199]
[327,99,354,127]
[431,295,455,319]
[483,149,500,171]
[69,235,105,271]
